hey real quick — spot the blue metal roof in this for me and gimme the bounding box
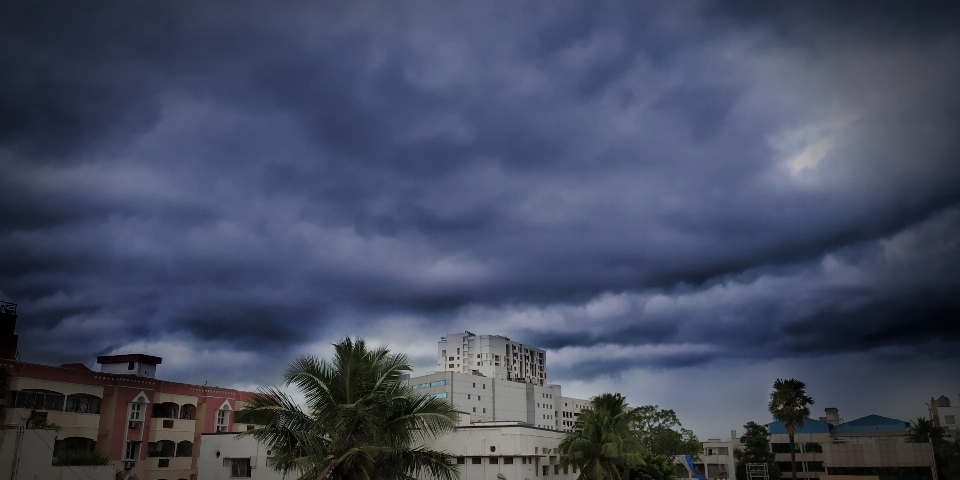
[766,418,831,434]
[830,414,908,434]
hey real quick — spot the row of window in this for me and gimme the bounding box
[147,440,194,458]
[771,442,823,454]
[411,380,448,390]
[10,390,102,414]
[538,403,553,409]
[777,461,825,472]
[467,394,481,400]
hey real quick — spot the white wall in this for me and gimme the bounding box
[0,427,115,480]
[198,433,288,480]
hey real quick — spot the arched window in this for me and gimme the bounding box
[65,394,101,414]
[12,389,65,411]
[176,440,193,457]
[148,440,176,458]
[53,437,96,456]
[152,402,179,419]
[179,404,197,420]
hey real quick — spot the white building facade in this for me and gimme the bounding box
[420,333,591,432]
[438,332,547,385]
[929,394,959,440]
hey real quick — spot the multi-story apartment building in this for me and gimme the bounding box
[0,302,256,480]
[929,394,959,440]
[438,332,547,385]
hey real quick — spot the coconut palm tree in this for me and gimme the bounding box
[559,393,647,480]
[240,337,460,480]
[768,379,814,480]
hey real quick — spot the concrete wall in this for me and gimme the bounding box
[422,423,579,480]
[0,427,115,480]
[198,433,288,480]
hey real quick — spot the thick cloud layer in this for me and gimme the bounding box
[2,2,959,436]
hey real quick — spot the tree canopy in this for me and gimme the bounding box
[240,337,460,480]
[734,421,780,480]
[560,393,648,480]
[633,405,701,460]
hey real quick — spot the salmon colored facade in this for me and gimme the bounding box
[1,356,256,480]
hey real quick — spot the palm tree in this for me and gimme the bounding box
[559,393,647,480]
[240,337,460,480]
[907,417,945,444]
[768,379,814,480]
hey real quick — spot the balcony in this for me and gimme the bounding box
[144,456,193,471]
[149,418,196,442]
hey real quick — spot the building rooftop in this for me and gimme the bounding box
[96,353,163,365]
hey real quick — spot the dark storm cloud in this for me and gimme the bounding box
[2,1,959,384]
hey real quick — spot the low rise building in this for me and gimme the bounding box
[765,409,936,480]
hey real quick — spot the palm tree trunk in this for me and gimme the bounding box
[789,432,796,480]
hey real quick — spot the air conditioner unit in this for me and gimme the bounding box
[123,461,136,469]
[129,421,140,429]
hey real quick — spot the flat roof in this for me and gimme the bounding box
[96,354,163,365]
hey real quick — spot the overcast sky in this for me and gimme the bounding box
[3,2,959,439]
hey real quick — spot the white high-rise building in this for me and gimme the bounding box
[438,331,546,385]
[417,332,590,432]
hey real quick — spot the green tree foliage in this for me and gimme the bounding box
[907,417,945,444]
[633,406,701,460]
[240,337,460,480]
[53,450,113,466]
[630,452,680,480]
[734,422,780,480]
[560,393,648,480]
[907,417,958,480]
[768,379,814,480]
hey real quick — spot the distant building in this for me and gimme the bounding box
[764,408,936,480]
[0,302,257,480]
[420,332,590,431]
[438,331,547,385]
[928,395,959,440]
[676,435,738,480]
[201,332,597,480]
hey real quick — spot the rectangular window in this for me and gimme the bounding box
[163,419,174,428]
[803,443,823,453]
[431,392,448,399]
[504,457,514,464]
[468,394,471,399]
[125,441,141,460]
[483,408,486,413]
[772,443,791,454]
[158,458,170,468]
[946,415,956,425]
[490,457,499,464]
[449,364,454,368]
[129,403,144,421]
[230,458,252,478]
[128,361,135,370]
[543,466,549,476]
[457,457,465,465]
[483,384,486,389]
[472,457,482,464]
[217,410,229,433]
[807,462,825,472]
[473,407,476,412]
